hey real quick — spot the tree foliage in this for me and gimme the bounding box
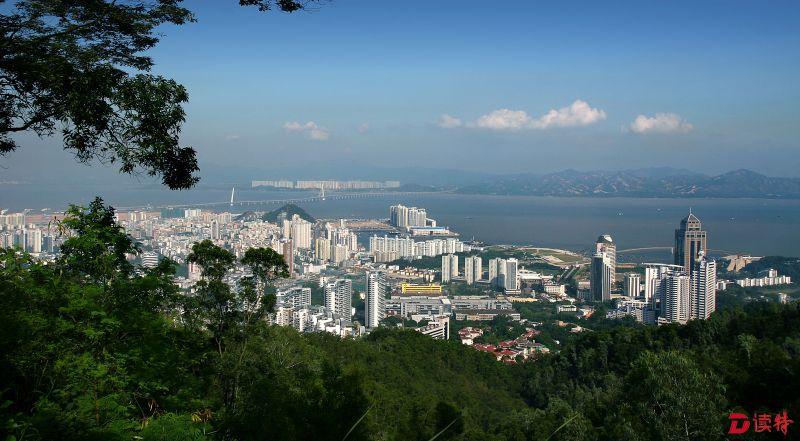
[1,0,318,189]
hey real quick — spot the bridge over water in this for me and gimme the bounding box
[116,191,438,211]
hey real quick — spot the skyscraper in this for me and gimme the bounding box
[595,234,616,284]
[464,255,482,285]
[324,279,353,323]
[674,211,707,276]
[591,252,613,302]
[365,271,387,329]
[691,251,717,320]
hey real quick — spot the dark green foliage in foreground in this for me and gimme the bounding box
[2,200,800,440]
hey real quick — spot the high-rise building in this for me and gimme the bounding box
[674,211,707,276]
[591,252,612,302]
[389,204,410,228]
[25,229,42,253]
[210,220,220,240]
[365,271,387,329]
[441,254,458,282]
[624,273,641,298]
[314,237,331,262]
[291,219,312,249]
[282,240,294,277]
[506,259,519,293]
[390,204,427,228]
[488,258,499,286]
[663,271,691,324]
[595,234,616,284]
[464,255,482,285]
[691,252,716,320]
[324,279,352,323]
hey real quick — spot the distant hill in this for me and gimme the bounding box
[234,211,263,222]
[456,168,800,199]
[262,204,315,223]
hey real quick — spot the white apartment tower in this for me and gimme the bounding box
[324,279,353,322]
[663,272,691,324]
[365,271,388,329]
[691,252,717,320]
[624,273,641,298]
[441,254,458,283]
[464,255,482,285]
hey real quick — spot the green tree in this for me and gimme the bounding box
[1,0,317,189]
[621,351,726,441]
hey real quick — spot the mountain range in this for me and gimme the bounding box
[455,168,800,198]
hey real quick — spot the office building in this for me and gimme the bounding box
[365,271,387,329]
[674,211,707,276]
[591,252,613,302]
[595,234,616,284]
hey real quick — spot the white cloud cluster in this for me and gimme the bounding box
[530,99,607,129]
[283,121,330,141]
[629,113,693,134]
[474,109,531,130]
[440,100,606,131]
[437,114,462,128]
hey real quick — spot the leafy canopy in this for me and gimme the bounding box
[0,0,317,189]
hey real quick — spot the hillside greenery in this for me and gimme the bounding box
[262,204,316,224]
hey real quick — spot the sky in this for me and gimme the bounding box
[3,0,800,185]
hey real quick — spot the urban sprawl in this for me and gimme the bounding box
[0,203,791,363]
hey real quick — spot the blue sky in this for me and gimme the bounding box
[5,0,800,182]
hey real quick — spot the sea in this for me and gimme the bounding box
[2,183,800,261]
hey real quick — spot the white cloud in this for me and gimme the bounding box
[474,109,531,130]
[437,114,462,128]
[530,99,607,129]
[282,121,330,141]
[629,113,693,134]
[448,100,606,131]
[224,134,240,141]
[357,123,370,133]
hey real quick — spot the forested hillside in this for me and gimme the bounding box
[2,200,799,440]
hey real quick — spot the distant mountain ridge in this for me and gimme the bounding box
[456,168,800,198]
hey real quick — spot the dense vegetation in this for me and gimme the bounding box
[262,204,316,224]
[2,199,799,440]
